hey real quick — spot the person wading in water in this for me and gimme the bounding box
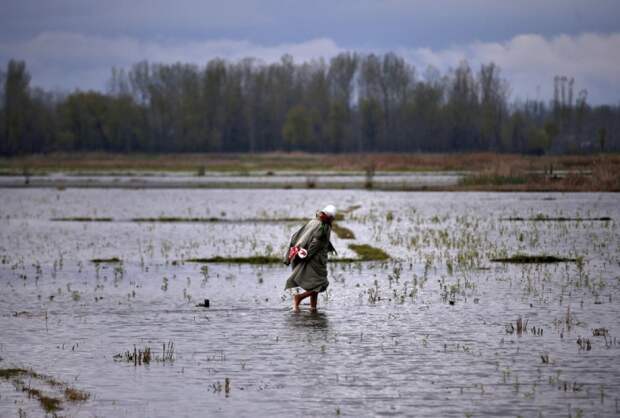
[284,205,337,312]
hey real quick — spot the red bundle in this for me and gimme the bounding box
[288,246,308,261]
[288,246,300,261]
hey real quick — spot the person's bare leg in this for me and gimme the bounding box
[309,292,318,312]
[293,291,313,312]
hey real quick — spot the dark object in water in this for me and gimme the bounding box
[490,254,577,263]
[577,336,592,351]
[593,328,608,337]
[448,300,455,305]
[196,299,210,308]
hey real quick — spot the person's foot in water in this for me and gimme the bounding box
[293,293,302,312]
[309,292,318,312]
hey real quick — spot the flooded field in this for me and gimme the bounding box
[1,189,619,417]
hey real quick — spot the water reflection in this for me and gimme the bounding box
[285,311,330,330]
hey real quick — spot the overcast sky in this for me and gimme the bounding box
[1,0,619,104]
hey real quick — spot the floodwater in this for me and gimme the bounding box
[0,189,619,417]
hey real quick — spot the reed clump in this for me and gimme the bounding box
[114,346,152,365]
[114,341,175,365]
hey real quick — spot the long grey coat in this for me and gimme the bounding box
[284,217,336,293]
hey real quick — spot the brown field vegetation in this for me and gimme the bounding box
[456,154,620,191]
[1,152,618,191]
[1,152,619,173]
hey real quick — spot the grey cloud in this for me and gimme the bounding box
[402,32,620,104]
[1,30,618,103]
[0,32,342,91]
[1,0,619,103]
[2,0,619,48]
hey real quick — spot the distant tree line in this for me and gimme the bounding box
[0,54,618,156]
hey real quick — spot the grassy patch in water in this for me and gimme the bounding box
[0,368,29,379]
[185,251,389,264]
[64,387,90,402]
[342,204,362,213]
[185,256,281,264]
[185,241,390,264]
[0,368,60,386]
[131,217,305,223]
[491,254,578,263]
[90,257,122,263]
[52,217,113,222]
[23,387,62,413]
[348,244,390,261]
[459,173,528,186]
[52,216,307,223]
[501,216,612,222]
[332,204,362,221]
[132,217,221,223]
[1,367,89,413]
[332,223,356,239]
